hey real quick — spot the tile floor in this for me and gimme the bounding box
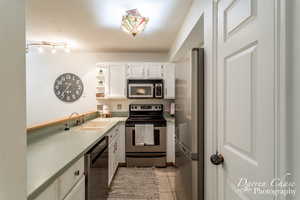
[154,167,177,200]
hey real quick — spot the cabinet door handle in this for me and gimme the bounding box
[74,170,80,176]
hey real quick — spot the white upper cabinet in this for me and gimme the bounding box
[96,62,175,99]
[108,64,126,98]
[126,63,164,79]
[163,63,175,99]
[145,63,164,79]
[126,63,146,79]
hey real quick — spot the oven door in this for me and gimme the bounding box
[128,83,154,98]
[125,127,166,152]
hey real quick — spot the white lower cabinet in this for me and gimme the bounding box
[118,123,126,163]
[33,122,127,200]
[34,180,58,200]
[63,176,85,200]
[108,122,125,186]
[167,121,175,163]
[33,156,85,200]
[108,136,119,186]
[58,157,85,200]
[108,141,114,186]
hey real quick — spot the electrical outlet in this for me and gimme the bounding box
[117,104,122,110]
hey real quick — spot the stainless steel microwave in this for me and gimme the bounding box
[127,79,163,99]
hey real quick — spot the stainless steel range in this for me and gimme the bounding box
[125,104,167,167]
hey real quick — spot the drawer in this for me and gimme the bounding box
[58,157,84,200]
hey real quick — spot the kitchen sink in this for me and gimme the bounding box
[73,120,113,131]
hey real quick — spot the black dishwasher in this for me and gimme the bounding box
[85,136,108,200]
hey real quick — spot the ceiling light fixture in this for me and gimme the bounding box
[121,9,149,37]
[26,41,71,54]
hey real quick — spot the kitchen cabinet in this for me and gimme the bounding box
[58,157,85,200]
[127,63,165,79]
[63,176,85,200]
[126,63,146,78]
[96,62,175,100]
[34,180,58,200]
[145,63,164,78]
[107,64,126,98]
[33,156,85,200]
[96,63,126,99]
[167,121,175,163]
[118,123,126,163]
[164,63,175,99]
[108,123,125,186]
[108,135,119,186]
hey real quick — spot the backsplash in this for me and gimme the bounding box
[97,99,174,113]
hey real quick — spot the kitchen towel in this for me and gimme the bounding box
[134,124,154,146]
[135,124,145,146]
[144,124,154,145]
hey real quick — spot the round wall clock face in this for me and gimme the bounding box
[54,73,84,102]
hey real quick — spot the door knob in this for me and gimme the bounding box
[210,151,224,165]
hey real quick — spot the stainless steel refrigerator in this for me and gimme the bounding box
[175,48,204,200]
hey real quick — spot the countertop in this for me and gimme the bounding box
[27,117,127,200]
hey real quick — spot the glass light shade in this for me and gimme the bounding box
[121,9,149,37]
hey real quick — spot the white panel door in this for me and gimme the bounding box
[108,64,126,98]
[217,0,275,200]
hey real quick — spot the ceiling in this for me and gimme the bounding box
[26,0,193,53]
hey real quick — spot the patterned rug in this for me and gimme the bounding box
[107,167,160,200]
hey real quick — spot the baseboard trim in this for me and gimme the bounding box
[118,162,127,167]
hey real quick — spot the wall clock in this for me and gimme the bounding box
[54,73,84,102]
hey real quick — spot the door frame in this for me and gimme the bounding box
[204,0,287,199]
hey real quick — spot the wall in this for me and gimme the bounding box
[0,0,27,199]
[287,0,300,199]
[168,0,207,61]
[97,99,173,114]
[26,52,168,126]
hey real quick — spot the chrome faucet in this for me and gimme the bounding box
[64,112,80,131]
